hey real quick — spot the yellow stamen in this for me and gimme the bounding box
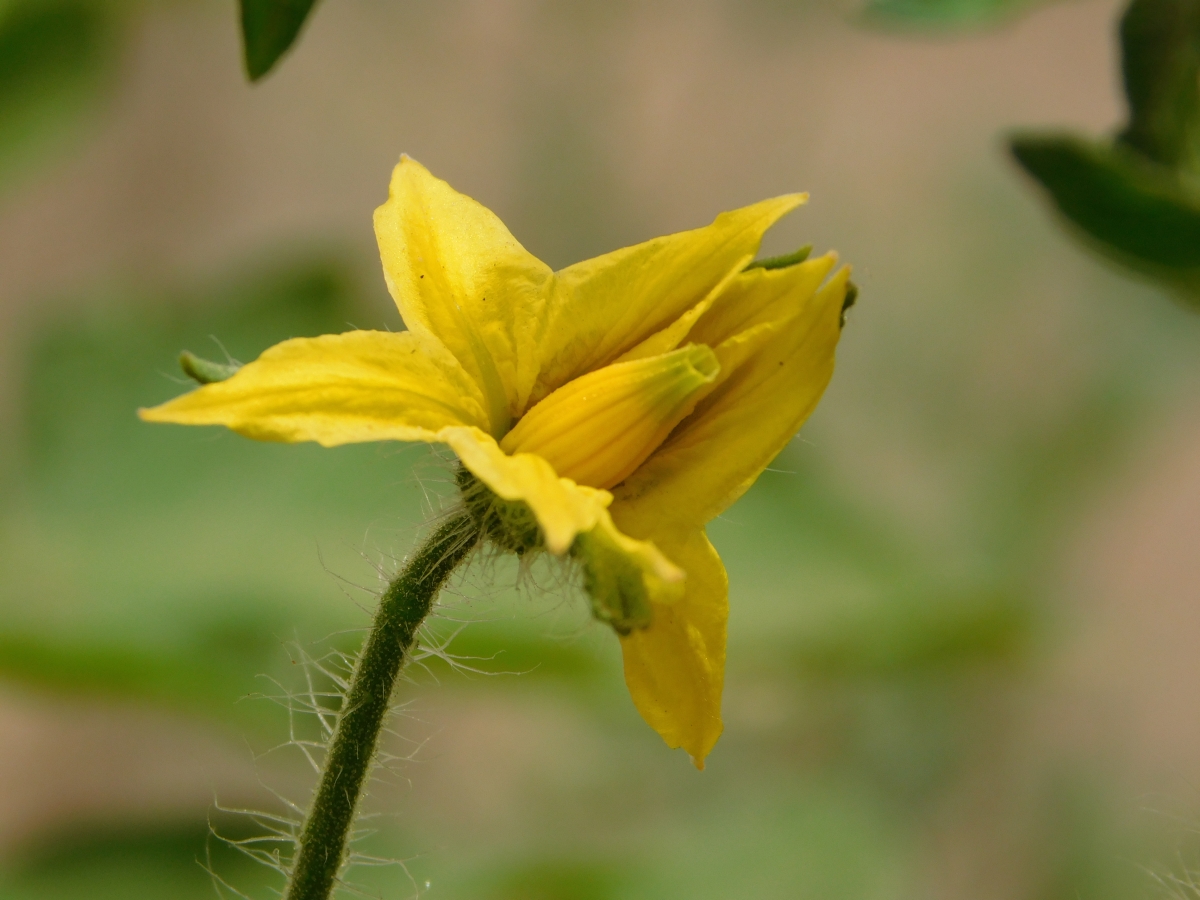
[500,344,719,490]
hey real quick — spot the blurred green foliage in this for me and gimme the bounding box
[1011,135,1200,294]
[0,254,428,728]
[860,0,1053,28]
[0,824,276,900]
[1012,0,1200,304]
[1119,0,1200,169]
[0,0,120,192]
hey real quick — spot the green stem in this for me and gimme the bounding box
[284,515,478,900]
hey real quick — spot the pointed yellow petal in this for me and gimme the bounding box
[697,254,838,393]
[687,252,837,350]
[139,330,489,445]
[615,526,728,768]
[529,194,807,405]
[611,262,745,364]
[614,267,850,534]
[374,156,553,432]
[441,426,611,554]
[500,344,719,490]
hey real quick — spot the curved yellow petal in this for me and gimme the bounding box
[501,344,719,490]
[440,426,611,554]
[614,267,850,535]
[614,526,728,768]
[687,252,837,350]
[611,263,744,365]
[374,156,553,433]
[529,194,807,405]
[138,330,489,445]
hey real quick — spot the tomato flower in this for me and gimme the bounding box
[141,157,851,767]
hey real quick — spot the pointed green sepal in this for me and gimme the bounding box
[179,351,241,385]
[571,530,654,637]
[455,466,542,556]
[745,245,813,272]
[841,281,859,328]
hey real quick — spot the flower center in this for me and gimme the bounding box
[499,344,719,489]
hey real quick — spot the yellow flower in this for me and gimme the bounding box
[140,157,851,767]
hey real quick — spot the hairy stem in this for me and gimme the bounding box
[285,515,478,900]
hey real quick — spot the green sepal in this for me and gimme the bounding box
[1117,0,1200,171]
[454,468,655,635]
[745,245,812,272]
[455,467,542,556]
[238,0,320,82]
[570,530,654,637]
[1010,133,1200,297]
[841,281,859,328]
[179,350,240,384]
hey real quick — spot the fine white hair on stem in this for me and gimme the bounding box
[206,621,433,899]
[203,448,605,898]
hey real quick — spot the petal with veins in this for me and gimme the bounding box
[530,194,807,405]
[374,156,553,432]
[139,330,489,445]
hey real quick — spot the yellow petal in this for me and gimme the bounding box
[373,156,553,433]
[441,426,611,554]
[529,194,807,405]
[138,330,489,445]
[611,262,745,364]
[614,267,850,535]
[500,344,719,490]
[615,526,728,768]
[687,252,837,350]
[698,254,838,393]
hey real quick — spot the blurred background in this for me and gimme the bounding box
[4,0,1200,897]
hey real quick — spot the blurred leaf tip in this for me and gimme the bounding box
[1009,0,1200,302]
[0,0,117,192]
[1118,0,1200,170]
[180,351,240,384]
[238,0,320,82]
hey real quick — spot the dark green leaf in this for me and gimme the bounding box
[0,0,115,189]
[1117,0,1200,171]
[1010,133,1200,296]
[239,0,321,82]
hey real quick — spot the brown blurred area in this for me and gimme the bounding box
[4,1,1200,898]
